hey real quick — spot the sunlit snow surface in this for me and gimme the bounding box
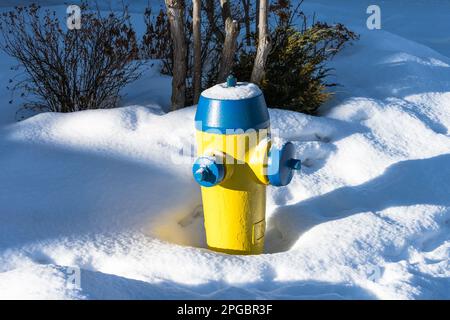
[0,0,449,299]
[201,82,262,100]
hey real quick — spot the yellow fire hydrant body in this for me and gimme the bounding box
[193,77,300,255]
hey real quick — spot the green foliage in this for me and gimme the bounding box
[234,2,358,114]
[265,23,357,114]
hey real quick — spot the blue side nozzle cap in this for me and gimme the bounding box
[267,142,301,187]
[192,156,225,187]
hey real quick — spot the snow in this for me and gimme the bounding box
[201,82,262,100]
[0,0,449,300]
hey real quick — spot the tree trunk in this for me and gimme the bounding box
[251,0,270,85]
[165,0,187,110]
[205,0,224,43]
[193,0,202,104]
[241,0,251,46]
[255,0,260,30]
[217,0,239,83]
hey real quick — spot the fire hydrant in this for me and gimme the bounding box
[192,76,301,254]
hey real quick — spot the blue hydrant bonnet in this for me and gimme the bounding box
[195,81,270,133]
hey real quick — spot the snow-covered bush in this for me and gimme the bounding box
[0,3,142,113]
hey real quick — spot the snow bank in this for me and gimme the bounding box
[0,0,449,300]
[201,82,262,100]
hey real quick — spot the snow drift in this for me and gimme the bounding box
[0,0,449,299]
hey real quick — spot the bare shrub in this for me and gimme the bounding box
[140,8,172,74]
[0,3,142,113]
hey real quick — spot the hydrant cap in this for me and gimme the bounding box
[192,156,225,187]
[267,142,301,187]
[195,81,270,133]
[226,75,237,87]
